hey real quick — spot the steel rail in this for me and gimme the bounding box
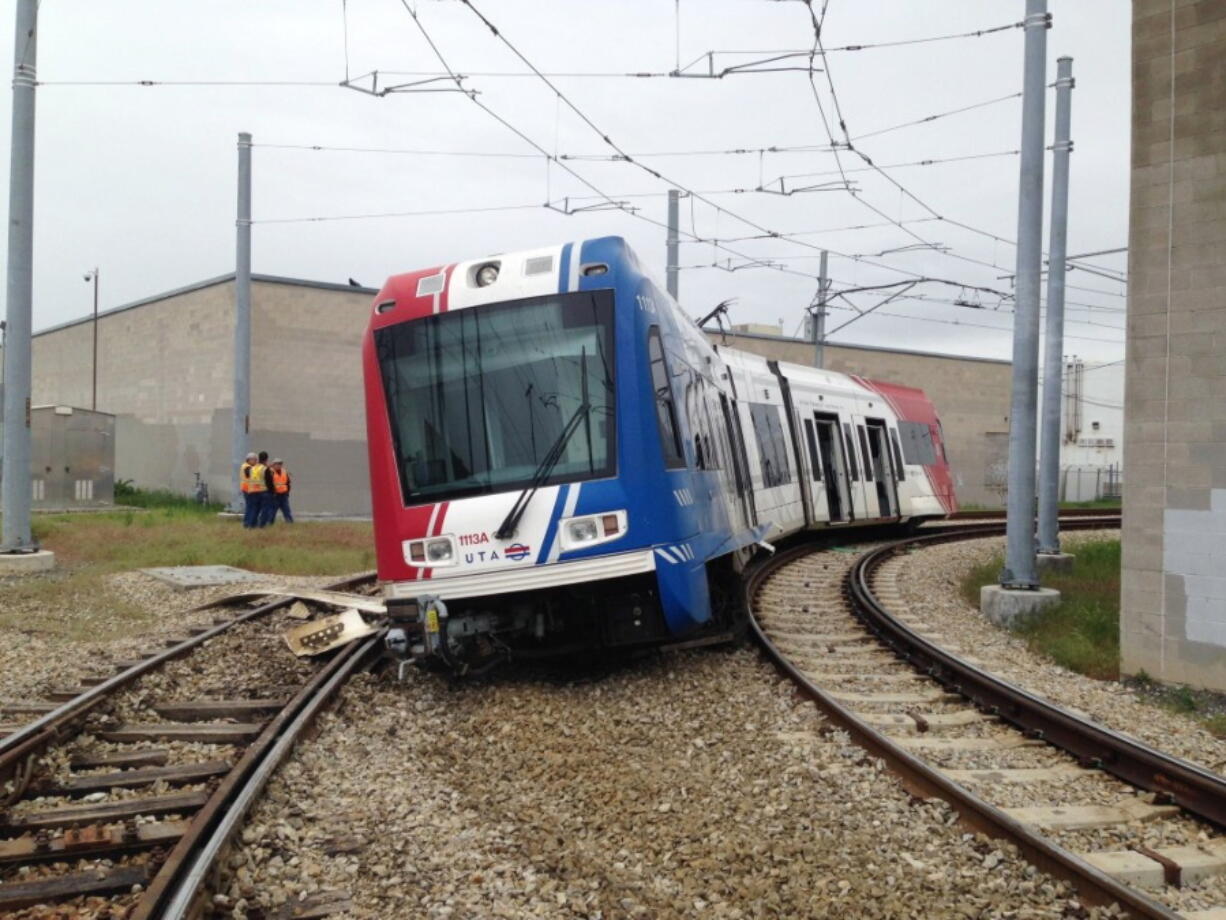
[133,630,384,919]
[849,521,1226,832]
[947,506,1120,521]
[0,571,375,789]
[746,518,1187,919]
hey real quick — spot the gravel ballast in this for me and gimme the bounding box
[889,530,1226,773]
[223,648,1124,919]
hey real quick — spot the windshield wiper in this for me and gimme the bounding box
[495,346,591,541]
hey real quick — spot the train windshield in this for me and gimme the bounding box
[375,290,616,504]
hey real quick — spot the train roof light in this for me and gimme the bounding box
[475,263,500,287]
[582,263,608,276]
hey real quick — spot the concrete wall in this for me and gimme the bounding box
[707,331,1013,508]
[8,276,376,515]
[251,282,373,515]
[1121,0,1226,689]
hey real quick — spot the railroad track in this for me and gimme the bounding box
[0,572,379,918]
[749,517,1226,920]
[947,506,1122,522]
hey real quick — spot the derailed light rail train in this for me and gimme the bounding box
[364,236,956,673]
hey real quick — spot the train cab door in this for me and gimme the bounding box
[865,418,900,518]
[813,412,852,523]
[719,392,756,530]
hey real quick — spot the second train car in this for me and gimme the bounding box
[363,236,956,673]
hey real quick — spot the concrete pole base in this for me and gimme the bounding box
[980,584,1061,629]
[1036,552,1076,574]
[0,550,56,575]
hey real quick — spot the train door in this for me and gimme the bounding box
[813,412,851,523]
[865,419,900,518]
[719,393,756,529]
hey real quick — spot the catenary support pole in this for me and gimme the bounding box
[229,132,253,513]
[1038,57,1075,555]
[666,189,680,301]
[90,268,99,411]
[1,0,39,553]
[813,250,829,368]
[1000,0,1050,589]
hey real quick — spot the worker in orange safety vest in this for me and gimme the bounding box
[267,458,294,524]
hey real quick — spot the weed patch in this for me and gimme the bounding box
[962,539,1121,680]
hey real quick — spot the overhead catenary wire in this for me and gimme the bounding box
[450,0,1017,300]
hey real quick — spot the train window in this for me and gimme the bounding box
[857,425,873,481]
[803,418,822,481]
[898,420,938,465]
[375,289,616,503]
[843,423,859,481]
[648,327,686,470]
[889,429,906,481]
[750,403,792,488]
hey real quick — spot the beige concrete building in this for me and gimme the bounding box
[708,328,1014,508]
[1121,1,1226,689]
[4,274,378,515]
[5,274,1033,516]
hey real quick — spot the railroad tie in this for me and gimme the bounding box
[0,790,210,832]
[1081,841,1226,889]
[152,698,286,721]
[856,710,994,732]
[0,866,151,913]
[41,759,230,796]
[98,721,265,744]
[942,765,1083,784]
[1002,798,1181,831]
[0,819,188,865]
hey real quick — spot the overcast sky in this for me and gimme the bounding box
[0,0,1129,364]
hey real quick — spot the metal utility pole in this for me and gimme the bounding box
[666,189,680,301]
[229,132,253,513]
[85,268,99,411]
[1,0,38,553]
[812,250,829,368]
[1000,0,1050,589]
[1038,56,1075,556]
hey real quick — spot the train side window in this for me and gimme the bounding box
[803,418,822,481]
[898,420,937,465]
[857,425,873,481]
[750,402,792,488]
[647,327,685,469]
[843,422,860,481]
[889,428,906,481]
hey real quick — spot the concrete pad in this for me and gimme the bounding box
[140,565,264,589]
[0,550,55,575]
[1036,552,1076,574]
[980,584,1062,628]
[1002,800,1180,830]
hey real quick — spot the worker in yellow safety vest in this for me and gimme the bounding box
[239,451,264,528]
[253,451,274,527]
[268,458,294,524]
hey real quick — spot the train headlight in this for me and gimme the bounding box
[426,538,454,563]
[568,519,599,543]
[559,510,628,552]
[403,536,457,567]
[475,263,500,287]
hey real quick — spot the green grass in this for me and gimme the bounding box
[961,539,1121,680]
[1,495,375,642]
[115,479,223,513]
